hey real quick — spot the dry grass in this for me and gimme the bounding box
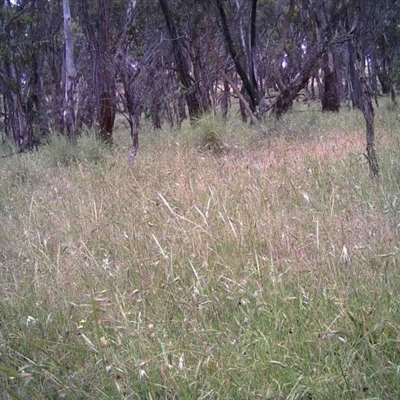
[1,103,400,399]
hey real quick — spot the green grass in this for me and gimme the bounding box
[1,103,400,399]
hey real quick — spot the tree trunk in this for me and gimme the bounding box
[221,79,230,118]
[3,62,34,150]
[249,0,258,93]
[377,69,391,94]
[391,87,397,105]
[128,113,140,162]
[48,48,64,133]
[99,92,115,144]
[159,0,203,120]
[215,0,259,112]
[270,0,332,119]
[359,76,379,177]
[352,10,379,177]
[272,0,295,94]
[62,0,76,138]
[76,76,95,130]
[321,50,340,112]
[9,95,28,149]
[346,14,363,109]
[150,97,162,130]
[98,0,116,144]
[192,40,211,112]
[221,69,258,124]
[115,0,140,158]
[272,49,325,119]
[1,93,8,140]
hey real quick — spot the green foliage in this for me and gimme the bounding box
[194,114,227,154]
[0,140,15,158]
[42,133,109,168]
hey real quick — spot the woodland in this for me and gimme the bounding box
[0,0,399,175]
[2,1,400,399]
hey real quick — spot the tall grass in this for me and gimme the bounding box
[1,104,400,399]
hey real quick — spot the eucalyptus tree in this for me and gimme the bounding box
[214,0,260,117]
[0,0,60,150]
[371,0,399,103]
[114,0,143,160]
[346,0,380,177]
[76,0,117,144]
[158,0,212,120]
[268,0,353,118]
[63,0,76,138]
[211,0,350,118]
[0,0,396,171]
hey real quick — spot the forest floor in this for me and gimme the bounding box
[1,100,400,399]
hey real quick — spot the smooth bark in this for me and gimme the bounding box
[62,0,76,138]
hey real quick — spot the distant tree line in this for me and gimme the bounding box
[0,0,399,174]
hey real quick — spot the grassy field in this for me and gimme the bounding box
[1,103,400,399]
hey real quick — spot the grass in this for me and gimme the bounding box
[0,102,400,399]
